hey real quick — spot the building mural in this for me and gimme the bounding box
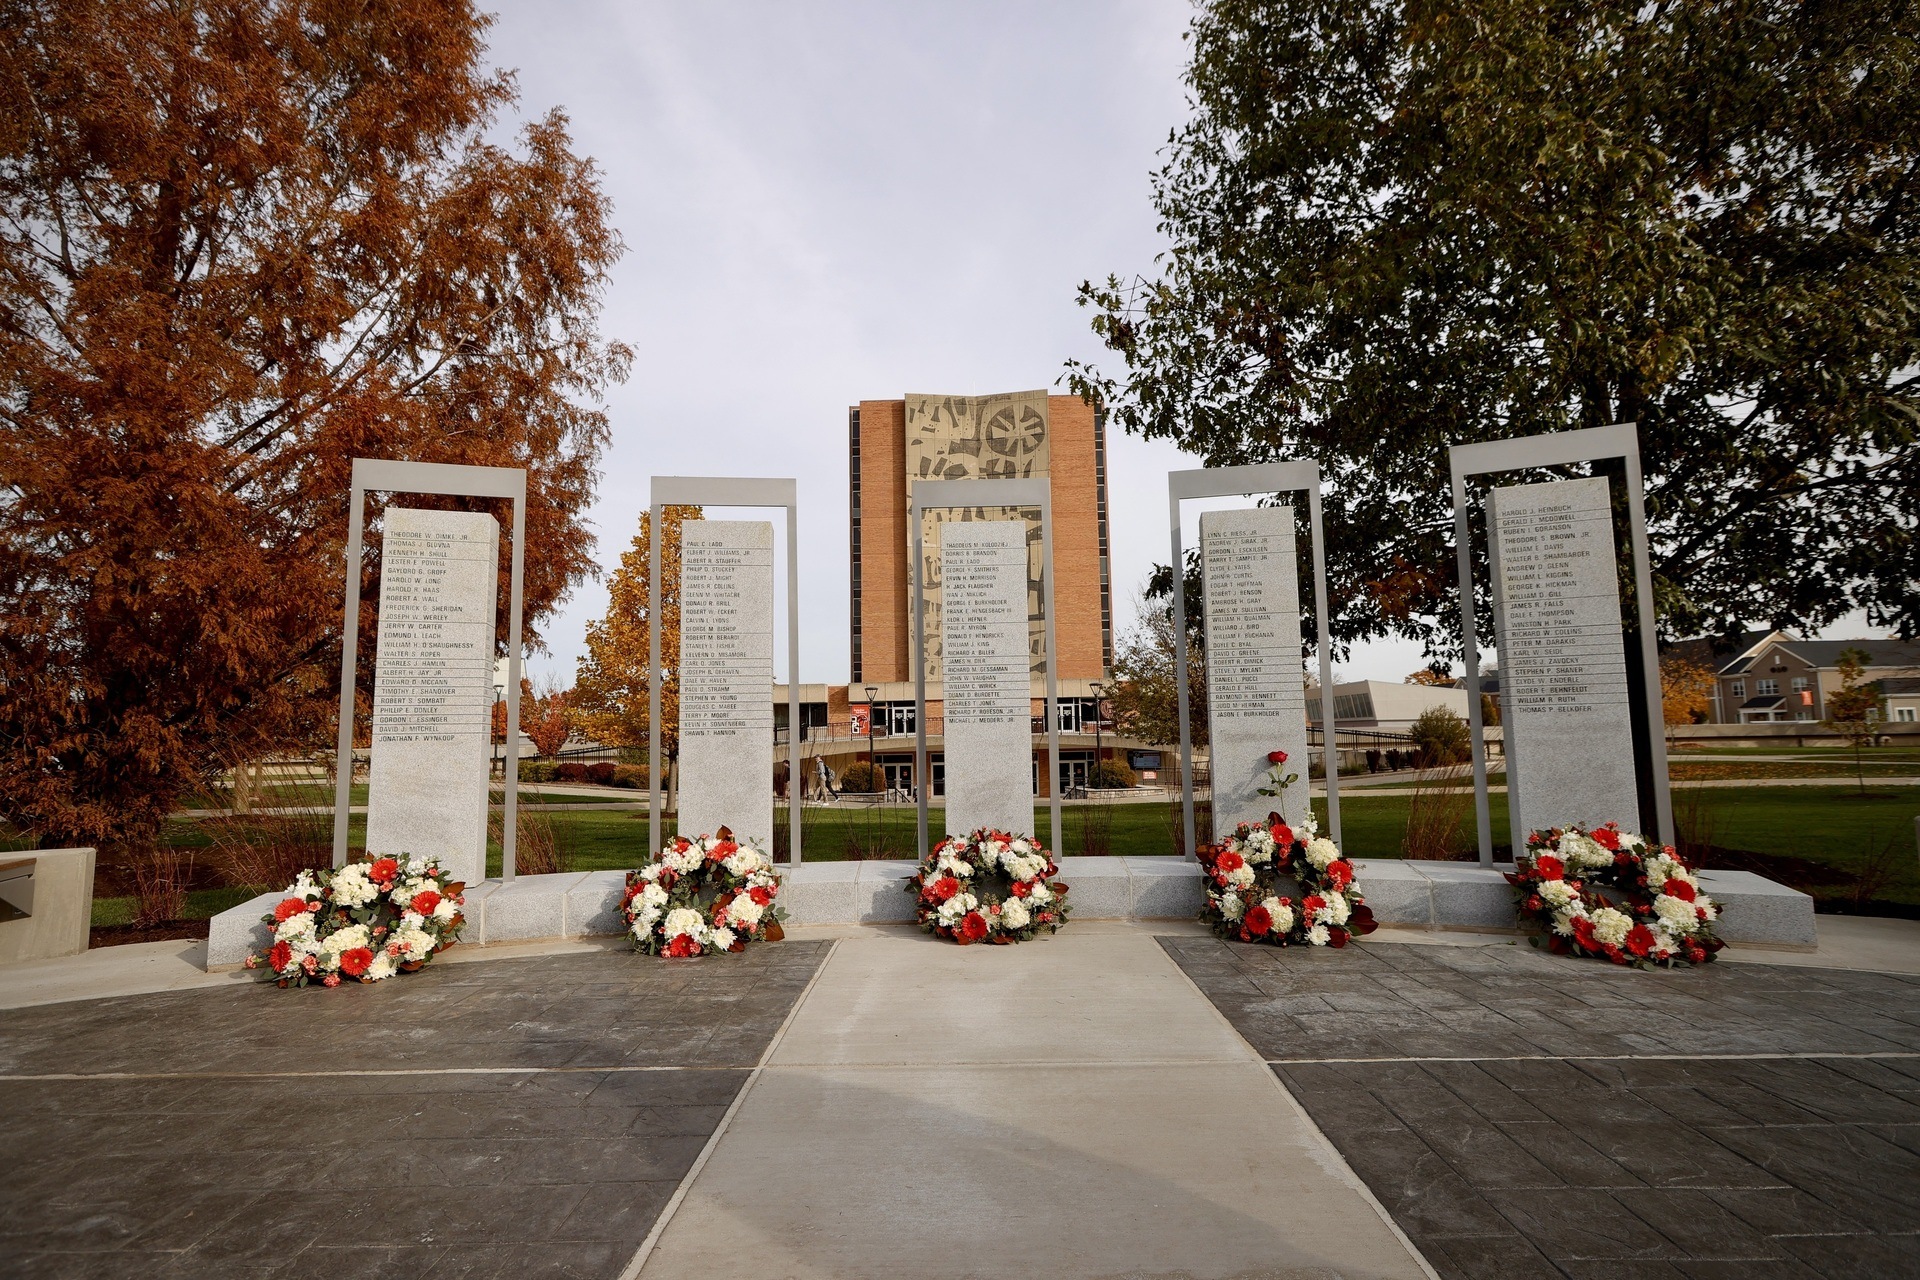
[904,390,1050,681]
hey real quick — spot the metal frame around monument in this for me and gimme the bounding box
[648,477,804,864]
[909,478,1061,862]
[333,458,528,878]
[1168,463,1342,859]
[1449,421,1674,864]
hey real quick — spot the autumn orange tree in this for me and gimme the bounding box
[0,0,629,914]
[519,678,574,759]
[574,507,701,755]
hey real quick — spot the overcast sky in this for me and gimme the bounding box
[493,0,1827,689]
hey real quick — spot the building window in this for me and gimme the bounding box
[1756,679,1779,695]
[1898,708,1916,723]
[1730,680,1745,698]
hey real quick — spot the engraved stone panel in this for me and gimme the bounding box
[366,508,498,887]
[677,521,775,845]
[1490,478,1638,838]
[1202,508,1309,830]
[937,521,1034,838]
[905,391,1049,679]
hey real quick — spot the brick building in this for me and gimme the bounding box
[1712,631,1920,724]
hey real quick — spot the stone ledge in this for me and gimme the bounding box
[202,856,1821,969]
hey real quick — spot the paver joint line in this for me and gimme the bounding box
[1266,1051,1920,1066]
[618,936,841,1280]
[0,1064,748,1082]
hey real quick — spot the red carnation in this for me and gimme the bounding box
[959,912,989,943]
[749,886,773,906]
[1626,925,1654,958]
[269,941,292,971]
[1217,850,1246,873]
[369,857,400,883]
[273,898,307,923]
[1245,904,1273,936]
[1662,878,1695,902]
[1326,860,1354,889]
[1533,854,1565,880]
[338,947,374,977]
[1592,827,1620,851]
[1267,750,1289,765]
[410,890,442,917]
[1270,823,1293,848]
[931,876,960,903]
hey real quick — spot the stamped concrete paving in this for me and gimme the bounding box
[1163,935,1920,1280]
[0,943,829,1279]
[637,922,1432,1279]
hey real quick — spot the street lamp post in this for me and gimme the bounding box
[1090,680,1105,792]
[863,684,878,794]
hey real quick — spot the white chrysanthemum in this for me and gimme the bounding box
[631,906,661,936]
[663,907,706,940]
[1653,895,1699,933]
[1304,838,1339,870]
[330,865,378,907]
[431,898,458,922]
[322,924,370,956]
[709,926,737,951]
[999,898,1032,930]
[1539,879,1577,907]
[725,848,770,877]
[727,896,764,928]
[641,882,668,907]
[1219,893,1245,921]
[1551,908,1580,937]
[366,952,398,982]
[275,912,315,941]
[1269,902,1296,934]
[1589,907,1632,946]
[1029,883,1052,906]
[1226,865,1255,890]
[936,893,978,924]
[1306,924,1330,945]
[392,926,436,960]
[1011,838,1032,853]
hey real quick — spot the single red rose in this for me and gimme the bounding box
[1217,850,1245,873]
[1270,823,1294,849]
[273,898,307,923]
[410,890,442,917]
[1010,880,1031,898]
[369,857,400,883]
[269,941,292,970]
[338,947,374,977]
[1245,904,1273,936]
[1662,878,1695,902]
[1626,925,1654,957]
[1533,854,1565,880]
[1349,904,1377,935]
[1592,827,1621,851]
[1267,750,1288,765]
[749,886,773,906]
[931,876,960,902]
[959,912,989,943]
[1326,860,1354,888]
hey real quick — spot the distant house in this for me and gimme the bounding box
[1711,631,1920,724]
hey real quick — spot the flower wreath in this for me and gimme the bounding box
[1507,822,1724,968]
[908,829,1070,944]
[247,856,465,988]
[622,827,787,957]
[1197,811,1378,947]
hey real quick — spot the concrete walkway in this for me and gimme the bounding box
[629,921,1435,1280]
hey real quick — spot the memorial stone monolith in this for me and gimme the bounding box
[938,521,1033,837]
[1201,507,1310,829]
[366,508,498,887]
[677,521,775,843]
[1489,477,1638,839]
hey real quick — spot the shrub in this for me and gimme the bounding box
[554,762,589,783]
[585,761,617,786]
[1409,706,1471,766]
[1089,759,1136,788]
[611,763,647,789]
[518,760,558,784]
[839,761,881,792]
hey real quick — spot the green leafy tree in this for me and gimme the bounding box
[1822,647,1883,795]
[1409,706,1470,768]
[1070,0,1920,653]
[1108,587,1209,748]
